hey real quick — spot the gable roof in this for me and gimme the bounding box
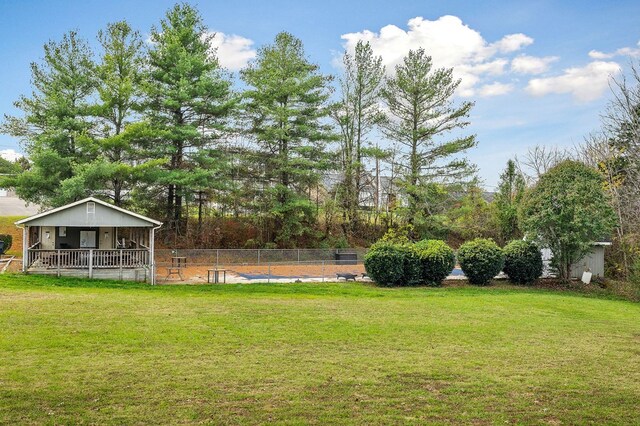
[15,197,162,227]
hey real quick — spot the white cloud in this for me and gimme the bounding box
[490,34,534,53]
[511,55,559,74]
[208,32,256,71]
[339,15,533,97]
[589,40,640,59]
[588,50,613,60]
[459,59,509,76]
[147,31,256,71]
[478,82,514,97]
[525,61,621,102]
[0,149,23,162]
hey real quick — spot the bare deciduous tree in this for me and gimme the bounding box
[579,61,640,277]
[515,145,571,184]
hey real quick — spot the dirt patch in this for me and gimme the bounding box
[156,263,367,284]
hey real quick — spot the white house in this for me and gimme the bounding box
[15,197,162,284]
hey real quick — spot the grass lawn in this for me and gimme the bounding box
[1,275,639,424]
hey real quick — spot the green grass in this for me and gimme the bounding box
[1,274,639,424]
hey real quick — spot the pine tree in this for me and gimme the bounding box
[241,32,335,246]
[331,41,385,235]
[140,4,236,231]
[1,31,95,207]
[494,159,526,243]
[380,48,476,227]
[59,21,148,206]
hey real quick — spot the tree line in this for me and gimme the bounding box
[1,3,476,247]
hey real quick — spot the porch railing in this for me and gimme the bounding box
[27,249,150,270]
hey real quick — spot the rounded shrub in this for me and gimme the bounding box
[364,242,406,286]
[399,244,423,286]
[0,234,12,255]
[503,240,543,285]
[457,238,504,286]
[413,239,455,286]
[364,242,422,286]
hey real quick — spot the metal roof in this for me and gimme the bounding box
[15,197,162,227]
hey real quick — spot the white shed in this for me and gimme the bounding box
[541,242,610,279]
[15,197,162,284]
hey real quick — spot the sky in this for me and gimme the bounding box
[1,0,639,188]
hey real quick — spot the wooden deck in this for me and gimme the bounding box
[26,249,152,283]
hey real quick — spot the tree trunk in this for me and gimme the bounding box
[167,184,175,226]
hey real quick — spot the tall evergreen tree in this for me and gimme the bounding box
[494,159,526,243]
[1,31,95,207]
[380,48,476,227]
[59,21,148,206]
[331,41,385,235]
[140,3,235,230]
[240,32,335,246]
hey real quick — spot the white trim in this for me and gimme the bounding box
[21,225,27,272]
[150,224,161,285]
[15,197,162,227]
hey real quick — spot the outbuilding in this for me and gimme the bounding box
[541,242,610,279]
[15,197,162,284]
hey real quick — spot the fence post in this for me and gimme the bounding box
[119,250,123,280]
[216,249,219,270]
[57,249,61,278]
[268,261,271,284]
[89,249,93,279]
[297,249,300,263]
[322,260,325,283]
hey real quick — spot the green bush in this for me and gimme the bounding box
[364,242,423,286]
[503,240,543,284]
[0,234,12,255]
[364,242,406,286]
[458,238,504,285]
[413,239,455,286]
[399,244,423,286]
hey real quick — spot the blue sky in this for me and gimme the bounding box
[1,0,639,188]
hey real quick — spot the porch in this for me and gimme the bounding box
[16,197,162,284]
[26,248,150,281]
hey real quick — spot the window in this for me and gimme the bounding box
[80,231,96,248]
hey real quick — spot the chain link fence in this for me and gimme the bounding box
[155,248,369,284]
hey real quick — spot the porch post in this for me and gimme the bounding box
[89,249,93,279]
[21,226,27,272]
[149,227,155,285]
